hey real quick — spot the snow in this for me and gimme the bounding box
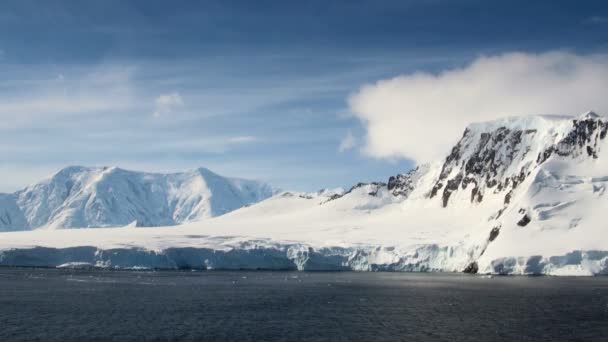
[0,166,274,230]
[0,112,607,275]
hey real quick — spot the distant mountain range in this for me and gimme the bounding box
[0,166,274,231]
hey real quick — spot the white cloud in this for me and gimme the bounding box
[229,136,258,144]
[348,51,608,163]
[153,92,183,117]
[338,131,356,152]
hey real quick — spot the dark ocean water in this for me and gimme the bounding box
[1,269,607,341]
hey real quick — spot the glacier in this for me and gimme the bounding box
[0,112,607,275]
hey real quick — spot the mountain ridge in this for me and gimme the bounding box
[0,166,274,231]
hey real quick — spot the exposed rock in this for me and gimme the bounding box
[387,165,428,198]
[504,190,513,205]
[323,182,387,203]
[489,226,501,242]
[325,194,342,202]
[388,172,413,197]
[517,214,531,227]
[430,114,607,209]
[429,124,534,207]
[442,173,463,207]
[554,116,606,158]
[463,261,479,274]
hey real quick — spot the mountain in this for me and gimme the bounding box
[0,166,274,231]
[0,112,606,275]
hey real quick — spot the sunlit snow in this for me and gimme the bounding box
[1,112,606,276]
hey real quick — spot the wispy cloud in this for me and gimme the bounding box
[153,92,183,118]
[0,28,450,192]
[338,131,356,152]
[0,65,136,130]
[229,136,258,144]
[0,58,370,192]
[586,16,608,24]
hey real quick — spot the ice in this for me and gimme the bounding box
[0,112,607,275]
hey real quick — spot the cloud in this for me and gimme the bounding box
[135,135,259,154]
[0,56,405,192]
[338,131,357,152]
[153,92,183,118]
[348,51,608,163]
[229,136,258,144]
[0,65,136,130]
[586,16,608,24]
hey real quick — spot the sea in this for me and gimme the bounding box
[1,268,607,341]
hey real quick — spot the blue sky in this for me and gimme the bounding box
[1,0,607,192]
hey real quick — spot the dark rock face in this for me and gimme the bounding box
[442,174,463,207]
[326,166,425,204]
[489,226,501,242]
[430,114,607,208]
[430,130,467,201]
[504,190,513,205]
[326,193,342,202]
[538,115,607,163]
[463,261,479,274]
[387,166,422,198]
[351,182,387,196]
[323,182,387,203]
[517,214,531,227]
[555,117,606,158]
[430,125,535,207]
[430,182,442,198]
[326,115,606,211]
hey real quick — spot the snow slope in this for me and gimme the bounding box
[0,166,274,230]
[0,112,606,275]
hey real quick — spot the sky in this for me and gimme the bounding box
[1,0,608,192]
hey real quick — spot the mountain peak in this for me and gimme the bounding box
[3,166,274,230]
[430,112,607,208]
[51,165,121,178]
[195,167,218,177]
[465,115,573,135]
[580,110,601,119]
[54,165,97,175]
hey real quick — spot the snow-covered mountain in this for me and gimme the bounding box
[1,111,606,275]
[0,166,274,231]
